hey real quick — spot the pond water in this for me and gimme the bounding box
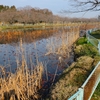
[0,27,79,97]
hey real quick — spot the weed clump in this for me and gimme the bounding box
[91,30,100,35]
[0,38,44,100]
[0,62,44,100]
[76,37,87,45]
[49,56,94,100]
[74,44,99,58]
[49,35,100,100]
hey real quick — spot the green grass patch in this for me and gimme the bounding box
[91,83,100,100]
[76,37,88,45]
[73,72,88,86]
[74,44,99,58]
[90,30,100,39]
[91,30,100,35]
[46,30,100,100]
[0,23,66,31]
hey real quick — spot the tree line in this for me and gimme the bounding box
[0,5,98,24]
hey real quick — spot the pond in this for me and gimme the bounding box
[0,26,79,98]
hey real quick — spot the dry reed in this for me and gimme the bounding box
[45,25,80,62]
[0,38,44,100]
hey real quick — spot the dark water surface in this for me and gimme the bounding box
[0,27,74,98]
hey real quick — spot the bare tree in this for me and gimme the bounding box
[0,4,97,24]
[64,0,100,13]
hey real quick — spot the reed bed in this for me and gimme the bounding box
[46,25,80,61]
[0,22,99,100]
[0,39,44,100]
[0,23,98,44]
[0,29,57,44]
[0,63,43,100]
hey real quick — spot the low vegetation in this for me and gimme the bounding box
[90,29,100,39]
[91,83,100,100]
[0,39,44,100]
[48,36,100,100]
[0,63,43,100]
[91,30,100,35]
[74,38,99,58]
[0,27,100,100]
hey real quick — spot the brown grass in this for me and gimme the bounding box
[45,26,80,60]
[49,56,94,100]
[0,29,58,44]
[0,63,43,100]
[0,38,44,100]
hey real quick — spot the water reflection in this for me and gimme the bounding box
[0,27,78,98]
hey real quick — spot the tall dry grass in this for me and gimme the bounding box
[0,29,58,44]
[46,25,80,61]
[0,38,44,100]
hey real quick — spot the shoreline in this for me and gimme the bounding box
[48,36,100,100]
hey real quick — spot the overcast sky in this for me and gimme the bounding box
[0,0,99,18]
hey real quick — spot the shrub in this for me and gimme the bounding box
[91,30,100,35]
[74,44,99,58]
[76,37,87,45]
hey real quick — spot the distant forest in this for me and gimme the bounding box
[0,5,98,24]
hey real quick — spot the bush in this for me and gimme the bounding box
[76,37,87,45]
[74,44,99,58]
[91,30,100,35]
[92,83,100,100]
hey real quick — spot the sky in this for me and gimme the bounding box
[0,0,100,18]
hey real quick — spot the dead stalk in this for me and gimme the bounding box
[0,38,44,100]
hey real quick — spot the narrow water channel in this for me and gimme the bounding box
[0,27,79,98]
